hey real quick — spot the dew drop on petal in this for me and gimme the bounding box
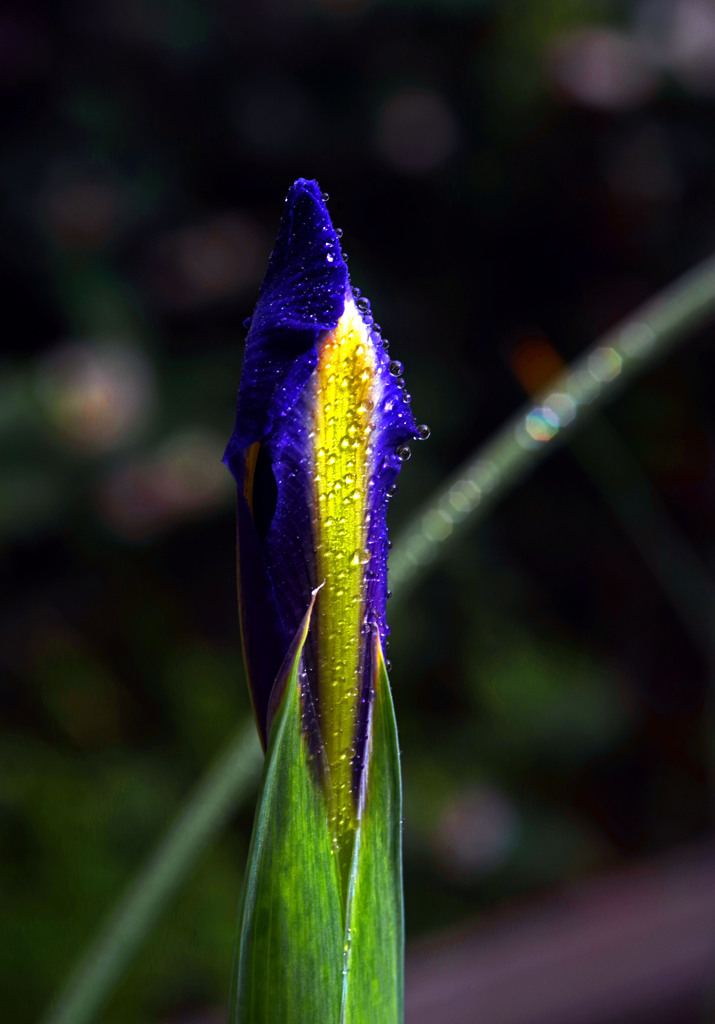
[389,360,404,376]
[417,423,431,440]
[396,444,412,461]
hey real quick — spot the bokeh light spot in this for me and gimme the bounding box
[376,87,458,174]
[35,340,155,454]
[524,406,560,443]
[548,28,658,111]
[433,784,520,882]
[96,429,231,540]
[544,391,576,428]
[588,346,622,382]
[150,214,270,309]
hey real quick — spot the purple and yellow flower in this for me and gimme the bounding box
[223,179,419,877]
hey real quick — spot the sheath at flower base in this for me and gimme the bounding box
[223,178,418,888]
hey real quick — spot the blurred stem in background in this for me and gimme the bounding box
[508,334,715,675]
[389,251,715,594]
[43,723,262,1024]
[41,251,715,1024]
[508,335,715,883]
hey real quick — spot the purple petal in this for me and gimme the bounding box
[224,179,419,804]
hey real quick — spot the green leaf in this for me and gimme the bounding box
[229,606,343,1024]
[342,639,404,1024]
[231,621,403,1024]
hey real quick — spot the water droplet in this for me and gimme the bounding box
[336,227,344,238]
[387,483,398,498]
[382,338,390,350]
[417,424,431,440]
[321,191,330,201]
[386,659,392,671]
[396,378,406,389]
[389,360,404,376]
[357,298,370,313]
[396,444,412,462]
[352,286,361,298]
[386,589,392,599]
[242,315,253,329]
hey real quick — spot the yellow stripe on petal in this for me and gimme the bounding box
[312,297,376,877]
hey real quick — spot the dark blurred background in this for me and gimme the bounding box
[3,1,715,1022]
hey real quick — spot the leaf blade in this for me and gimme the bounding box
[230,604,343,1024]
[342,637,404,1024]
